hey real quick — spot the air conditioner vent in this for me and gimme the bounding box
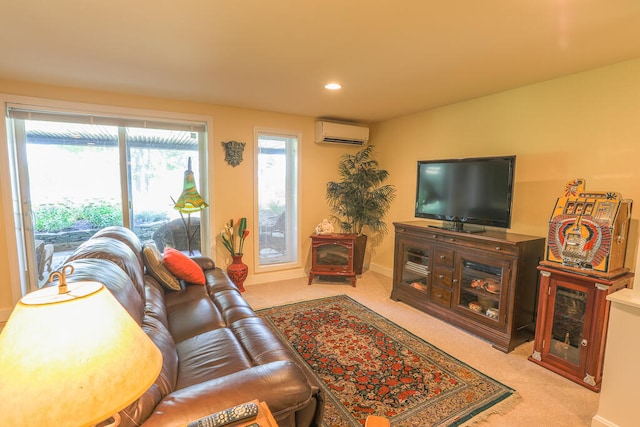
[321,137,366,145]
[314,121,369,146]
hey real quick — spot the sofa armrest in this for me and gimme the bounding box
[190,256,215,271]
[142,361,313,427]
[186,400,259,427]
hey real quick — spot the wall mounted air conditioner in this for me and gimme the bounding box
[314,121,369,146]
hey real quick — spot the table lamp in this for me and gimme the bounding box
[173,157,209,255]
[0,265,162,427]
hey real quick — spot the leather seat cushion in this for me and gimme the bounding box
[165,285,227,343]
[175,327,252,390]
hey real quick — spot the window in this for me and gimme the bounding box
[255,130,299,268]
[5,104,208,293]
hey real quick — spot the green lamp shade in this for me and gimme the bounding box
[174,159,208,214]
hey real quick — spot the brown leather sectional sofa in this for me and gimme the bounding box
[53,226,323,427]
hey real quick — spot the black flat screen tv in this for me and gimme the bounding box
[415,155,516,232]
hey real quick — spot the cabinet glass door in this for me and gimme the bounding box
[548,285,587,366]
[456,257,506,324]
[400,245,431,292]
[316,243,349,270]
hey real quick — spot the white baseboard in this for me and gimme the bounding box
[244,267,308,286]
[591,414,619,427]
[243,262,392,288]
[368,262,393,278]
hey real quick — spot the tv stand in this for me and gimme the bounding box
[392,221,545,352]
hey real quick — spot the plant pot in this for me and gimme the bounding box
[227,254,248,292]
[353,234,367,275]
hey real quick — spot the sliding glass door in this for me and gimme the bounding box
[7,108,207,292]
[127,127,204,243]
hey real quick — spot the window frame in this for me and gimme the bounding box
[253,127,301,274]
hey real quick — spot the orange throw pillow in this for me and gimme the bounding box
[162,247,206,285]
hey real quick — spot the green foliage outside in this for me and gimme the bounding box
[33,199,168,232]
[266,201,285,216]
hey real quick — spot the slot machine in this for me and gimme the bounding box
[541,178,632,278]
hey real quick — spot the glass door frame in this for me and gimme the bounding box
[453,251,511,329]
[541,276,594,377]
[397,239,432,294]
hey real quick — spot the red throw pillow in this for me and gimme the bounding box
[162,247,206,285]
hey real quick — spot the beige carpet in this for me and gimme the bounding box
[243,271,599,427]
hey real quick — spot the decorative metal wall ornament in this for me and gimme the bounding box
[222,140,246,167]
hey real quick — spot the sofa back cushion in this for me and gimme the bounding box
[114,276,178,427]
[60,258,144,325]
[66,237,145,299]
[92,226,144,270]
[144,277,178,394]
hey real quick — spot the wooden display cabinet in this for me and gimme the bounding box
[528,266,633,391]
[309,233,357,286]
[391,221,545,352]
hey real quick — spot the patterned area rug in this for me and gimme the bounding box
[257,295,519,426]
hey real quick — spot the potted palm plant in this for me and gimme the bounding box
[326,145,396,274]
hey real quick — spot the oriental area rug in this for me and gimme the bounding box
[257,295,519,426]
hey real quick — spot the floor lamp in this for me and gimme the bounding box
[173,157,209,255]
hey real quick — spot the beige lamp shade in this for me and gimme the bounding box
[0,281,162,427]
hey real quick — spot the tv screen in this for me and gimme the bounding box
[415,156,516,231]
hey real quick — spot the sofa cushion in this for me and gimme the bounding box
[115,277,179,427]
[165,285,227,343]
[142,242,181,291]
[175,327,252,390]
[92,226,144,270]
[60,258,144,325]
[163,247,206,285]
[66,237,145,299]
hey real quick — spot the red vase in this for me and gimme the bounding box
[226,254,248,292]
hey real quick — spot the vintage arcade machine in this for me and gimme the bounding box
[529,178,634,391]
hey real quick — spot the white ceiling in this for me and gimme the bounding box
[1,1,640,123]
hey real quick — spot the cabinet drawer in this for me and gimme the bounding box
[434,247,455,267]
[314,264,351,273]
[432,267,453,288]
[457,238,518,256]
[430,285,451,308]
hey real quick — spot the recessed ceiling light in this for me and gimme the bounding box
[324,83,342,90]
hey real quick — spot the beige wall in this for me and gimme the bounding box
[372,58,640,277]
[2,57,640,316]
[0,80,350,316]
